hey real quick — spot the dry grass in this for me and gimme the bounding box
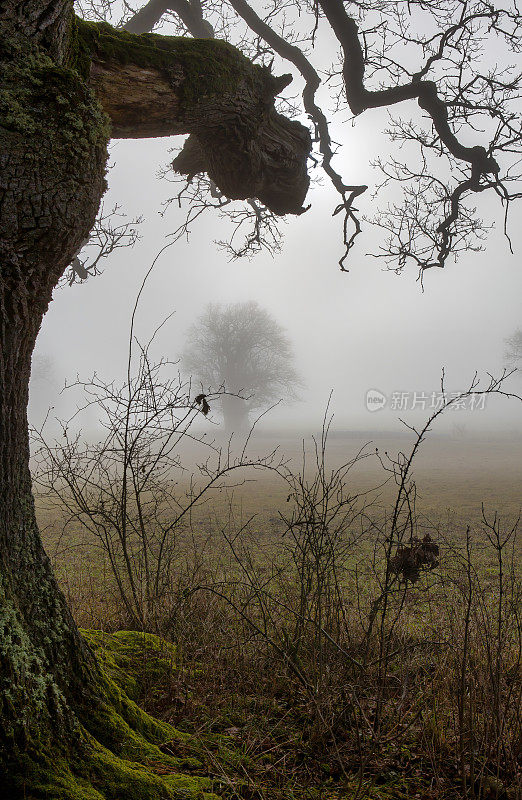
[36,431,522,800]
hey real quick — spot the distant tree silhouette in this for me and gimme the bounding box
[184,302,302,432]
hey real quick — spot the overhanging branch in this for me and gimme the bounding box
[77,20,311,214]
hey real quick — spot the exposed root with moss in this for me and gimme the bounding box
[4,630,231,800]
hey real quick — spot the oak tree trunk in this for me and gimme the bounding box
[0,0,310,791]
[0,3,109,780]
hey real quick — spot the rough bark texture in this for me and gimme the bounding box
[0,4,109,776]
[0,1,310,793]
[119,1,311,215]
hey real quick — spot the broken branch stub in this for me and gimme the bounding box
[171,70,311,216]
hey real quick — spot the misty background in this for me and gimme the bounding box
[29,107,522,438]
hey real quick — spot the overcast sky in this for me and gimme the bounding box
[29,12,522,437]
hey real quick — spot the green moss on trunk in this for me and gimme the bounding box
[5,630,225,800]
[0,36,109,149]
[72,18,271,108]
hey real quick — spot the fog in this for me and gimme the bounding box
[30,109,522,440]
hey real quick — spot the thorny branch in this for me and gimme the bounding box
[31,336,286,627]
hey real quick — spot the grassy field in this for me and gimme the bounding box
[38,429,522,544]
[35,430,522,799]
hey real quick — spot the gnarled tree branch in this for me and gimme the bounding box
[78,21,311,214]
[123,0,214,37]
[318,0,505,270]
[319,0,499,178]
[226,0,367,266]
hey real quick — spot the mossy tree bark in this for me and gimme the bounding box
[0,0,310,793]
[0,2,109,767]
